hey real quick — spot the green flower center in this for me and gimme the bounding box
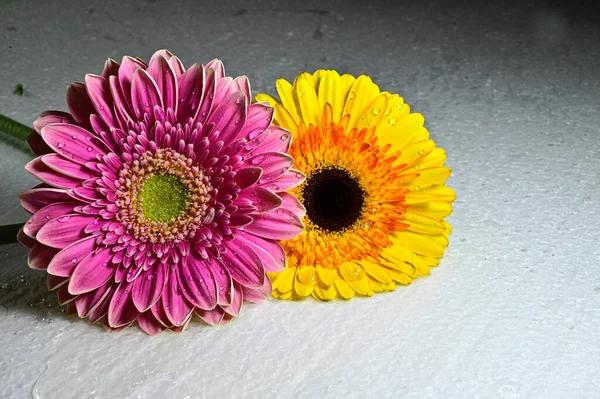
[139,174,190,222]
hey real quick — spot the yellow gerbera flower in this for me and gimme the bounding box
[256,71,456,301]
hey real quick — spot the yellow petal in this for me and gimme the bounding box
[334,279,356,299]
[312,283,337,301]
[316,266,335,286]
[275,78,301,123]
[406,201,453,219]
[404,185,456,205]
[294,72,321,127]
[356,94,388,131]
[383,268,413,285]
[359,260,393,284]
[274,104,299,136]
[368,278,396,293]
[254,93,280,108]
[401,166,451,190]
[317,70,344,123]
[312,69,327,86]
[390,231,447,257]
[375,93,410,137]
[338,262,366,282]
[381,245,431,276]
[404,148,447,172]
[405,212,448,235]
[394,140,436,167]
[379,113,425,151]
[271,267,296,293]
[347,278,374,296]
[342,75,380,130]
[297,266,318,286]
[294,276,315,297]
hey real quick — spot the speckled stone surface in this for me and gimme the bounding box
[1,0,599,398]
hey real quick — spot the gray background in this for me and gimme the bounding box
[1,0,599,398]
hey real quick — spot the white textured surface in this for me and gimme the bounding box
[1,0,599,398]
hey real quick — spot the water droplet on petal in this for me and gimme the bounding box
[372,107,380,115]
[389,116,397,125]
[87,146,93,152]
[57,216,70,223]
[71,134,77,139]
[280,133,289,141]
[71,258,77,263]
[57,142,66,149]
[418,149,425,155]
[348,91,356,99]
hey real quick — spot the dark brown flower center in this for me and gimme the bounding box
[302,167,365,232]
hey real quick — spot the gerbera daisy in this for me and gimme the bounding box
[256,71,456,300]
[18,50,304,334]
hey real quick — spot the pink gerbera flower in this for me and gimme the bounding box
[18,50,305,334]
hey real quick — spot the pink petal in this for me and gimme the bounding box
[236,187,282,214]
[205,59,224,80]
[244,152,294,184]
[229,214,253,228]
[206,258,234,306]
[213,77,238,105]
[234,167,262,189]
[176,63,205,122]
[28,243,59,270]
[66,82,95,128]
[235,75,251,104]
[163,269,194,326]
[149,49,174,64]
[19,187,73,214]
[137,311,166,335]
[259,168,305,191]
[109,75,135,126]
[74,283,112,318]
[243,208,304,240]
[168,56,185,79]
[195,307,225,326]
[196,67,216,124]
[131,264,167,312]
[101,58,120,78]
[170,314,192,333]
[48,274,68,290]
[206,92,246,144]
[68,246,115,294]
[278,192,306,219]
[27,132,52,156]
[107,281,140,328]
[17,226,36,248]
[23,201,78,238]
[220,236,264,288]
[150,299,172,328]
[25,157,81,189]
[88,284,114,323]
[34,111,75,133]
[57,284,77,305]
[118,56,147,109]
[41,124,109,165]
[131,69,163,119]
[256,126,292,154]
[147,54,178,113]
[237,103,273,141]
[42,154,97,180]
[234,232,286,272]
[221,281,243,316]
[242,277,272,303]
[85,74,117,126]
[37,214,95,249]
[177,254,218,310]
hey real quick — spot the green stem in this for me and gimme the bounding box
[0,114,32,141]
[0,223,25,245]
